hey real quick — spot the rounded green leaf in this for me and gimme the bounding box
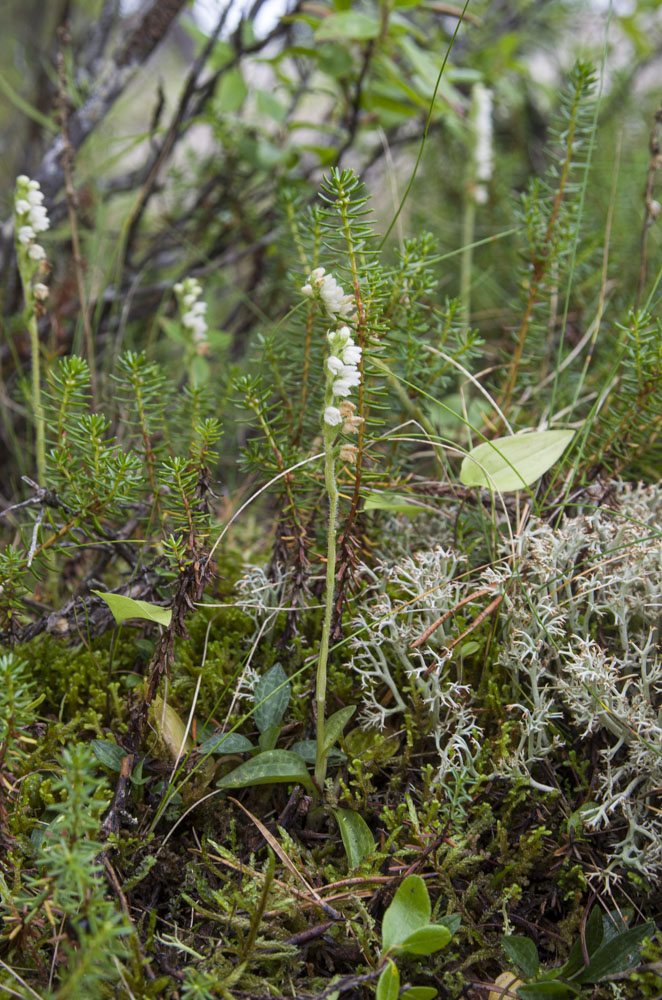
[401,988,437,1000]
[381,875,430,956]
[459,430,574,492]
[376,961,400,1000]
[502,935,540,979]
[397,925,451,956]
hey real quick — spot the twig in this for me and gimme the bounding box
[56,31,98,404]
[635,102,662,308]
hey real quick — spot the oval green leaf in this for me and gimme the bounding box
[397,925,451,956]
[376,961,400,1000]
[315,11,381,42]
[198,731,254,755]
[91,739,125,772]
[92,590,172,627]
[216,750,313,791]
[401,988,437,1000]
[289,741,346,765]
[459,430,574,492]
[254,663,290,733]
[322,705,356,755]
[502,936,540,979]
[332,807,375,869]
[381,874,430,956]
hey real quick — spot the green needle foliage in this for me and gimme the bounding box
[1,4,662,993]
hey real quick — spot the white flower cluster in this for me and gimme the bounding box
[471,83,493,205]
[14,176,50,298]
[174,276,209,354]
[323,324,363,428]
[301,267,355,320]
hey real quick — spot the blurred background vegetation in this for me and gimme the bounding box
[1,0,661,500]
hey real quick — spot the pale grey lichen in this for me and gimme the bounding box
[349,482,662,883]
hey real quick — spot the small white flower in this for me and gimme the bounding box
[27,188,44,206]
[311,267,325,281]
[342,344,361,365]
[30,207,50,233]
[28,243,46,261]
[16,174,29,185]
[474,184,488,205]
[33,282,49,300]
[183,293,196,306]
[173,282,184,294]
[471,82,493,204]
[27,180,40,191]
[18,225,35,244]
[338,295,355,317]
[301,283,313,297]
[324,406,342,426]
[333,373,360,396]
[327,356,344,376]
[15,199,30,215]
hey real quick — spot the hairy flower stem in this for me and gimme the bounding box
[27,301,46,485]
[315,417,339,788]
[460,195,475,341]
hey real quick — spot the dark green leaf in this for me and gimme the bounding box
[254,663,290,733]
[332,808,375,868]
[517,982,580,1000]
[217,750,313,791]
[258,725,281,752]
[502,936,540,978]
[91,740,125,772]
[290,740,346,765]
[437,913,461,936]
[575,922,655,983]
[322,705,356,755]
[198,731,254,755]
[560,906,603,979]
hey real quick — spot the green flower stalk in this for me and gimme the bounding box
[14,175,51,484]
[303,268,362,787]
